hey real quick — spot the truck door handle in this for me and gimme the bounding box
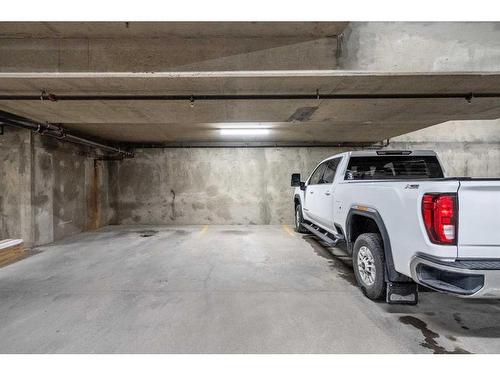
[325,191,331,196]
[309,191,314,194]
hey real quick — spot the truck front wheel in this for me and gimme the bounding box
[352,233,386,300]
[294,203,309,233]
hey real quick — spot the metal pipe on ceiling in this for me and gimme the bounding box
[0,110,134,158]
[0,92,494,101]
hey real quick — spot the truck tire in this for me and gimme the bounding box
[294,203,309,233]
[352,233,386,300]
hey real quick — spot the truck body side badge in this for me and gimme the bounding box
[405,184,419,189]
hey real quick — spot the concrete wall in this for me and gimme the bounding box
[3,119,500,236]
[108,147,350,225]
[0,127,110,245]
[31,135,110,245]
[109,120,500,226]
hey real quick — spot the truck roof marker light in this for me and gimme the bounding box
[376,150,412,155]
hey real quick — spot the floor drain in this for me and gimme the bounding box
[137,230,158,238]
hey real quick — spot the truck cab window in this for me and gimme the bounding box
[309,163,326,185]
[320,158,341,184]
[345,156,444,180]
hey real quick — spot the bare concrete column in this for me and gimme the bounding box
[32,144,55,245]
[0,127,35,245]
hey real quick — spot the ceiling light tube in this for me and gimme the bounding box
[220,128,270,136]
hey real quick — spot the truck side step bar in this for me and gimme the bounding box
[302,223,345,247]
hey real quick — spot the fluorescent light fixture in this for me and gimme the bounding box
[220,128,270,136]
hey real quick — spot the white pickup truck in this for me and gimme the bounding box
[291,150,500,305]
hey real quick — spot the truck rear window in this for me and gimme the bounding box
[345,156,444,180]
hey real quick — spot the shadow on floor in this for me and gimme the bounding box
[301,233,500,348]
[302,234,357,287]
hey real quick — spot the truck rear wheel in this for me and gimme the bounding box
[294,203,309,233]
[352,233,386,300]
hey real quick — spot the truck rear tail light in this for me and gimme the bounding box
[422,194,457,245]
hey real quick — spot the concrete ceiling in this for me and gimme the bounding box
[1,71,500,145]
[1,22,500,147]
[0,22,348,39]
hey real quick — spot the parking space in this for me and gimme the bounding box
[1,225,499,353]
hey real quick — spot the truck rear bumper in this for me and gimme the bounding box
[410,255,500,298]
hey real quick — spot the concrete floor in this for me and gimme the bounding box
[1,225,500,353]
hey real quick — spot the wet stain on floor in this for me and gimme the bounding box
[303,235,357,287]
[399,315,472,354]
[453,312,470,330]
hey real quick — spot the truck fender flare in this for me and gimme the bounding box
[346,207,411,283]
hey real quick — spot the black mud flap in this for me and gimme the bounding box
[386,282,418,305]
